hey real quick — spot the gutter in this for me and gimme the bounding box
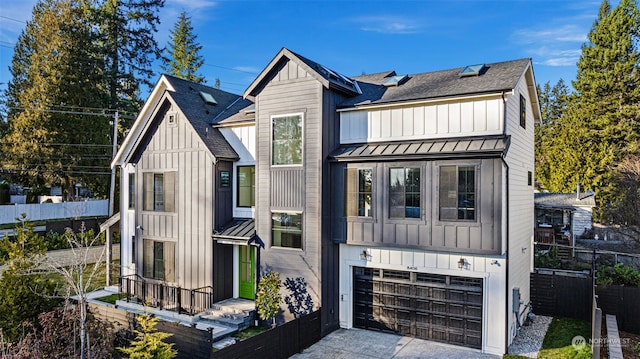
[501,90,510,352]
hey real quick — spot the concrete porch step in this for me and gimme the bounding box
[203,298,256,331]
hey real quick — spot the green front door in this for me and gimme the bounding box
[239,246,255,299]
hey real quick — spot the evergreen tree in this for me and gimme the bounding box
[543,0,640,219]
[256,271,282,327]
[535,80,569,190]
[163,12,205,83]
[118,313,177,359]
[1,0,111,198]
[90,0,164,117]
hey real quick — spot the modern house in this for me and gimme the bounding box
[113,48,539,355]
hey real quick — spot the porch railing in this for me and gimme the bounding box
[120,274,214,315]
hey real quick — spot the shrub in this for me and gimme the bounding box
[597,263,640,287]
[256,271,282,326]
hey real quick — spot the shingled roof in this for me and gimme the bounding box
[340,58,532,107]
[163,75,243,160]
[534,192,596,209]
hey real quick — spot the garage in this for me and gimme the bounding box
[353,267,483,349]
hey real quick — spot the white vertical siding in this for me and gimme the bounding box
[137,100,215,289]
[503,65,535,346]
[340,96,504,144]
[120,163,136,278]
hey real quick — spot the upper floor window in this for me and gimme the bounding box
[143,172,175,212]
[272,212,302,249]
[272,114,303,166]
[389,167,421,219]
[520,94,526,129]
[128,173,135,209]
[237,166,255,207]
[143,239,175,281]
[439,165,476,221]
[346,168,373,217]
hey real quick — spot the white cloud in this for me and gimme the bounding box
[513,25,587,44]
[350,16,421,34]
[233,66,260,74]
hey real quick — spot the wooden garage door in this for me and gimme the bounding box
[353,267,483,349]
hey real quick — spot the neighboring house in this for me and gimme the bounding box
[534,188,596,245]
[113,48,539,356]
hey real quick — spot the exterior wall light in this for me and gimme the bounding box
[360,250,371,261]
[458,257,466,269]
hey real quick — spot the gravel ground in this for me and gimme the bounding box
[508,315,552,358]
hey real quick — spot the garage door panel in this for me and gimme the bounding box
[353,267,483,350]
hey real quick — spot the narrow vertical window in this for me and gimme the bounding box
[520,94,526,129]
[128,173,135,209]
[237,166,255,207]
[346,168,373,217]
[439,165,476,221]
[272,114,303,165]
[389,167,420,219]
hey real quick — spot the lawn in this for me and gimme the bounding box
[232,325,269,340]
[94,293,119,304]
[538,317,592,359]
[45,259,120,295]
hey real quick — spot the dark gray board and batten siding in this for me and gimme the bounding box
[332,158,502,255]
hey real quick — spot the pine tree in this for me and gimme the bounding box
[118,313,177,359]
[1,0,111,198]
[535,80,569,190]
[543,0,640,219]
[163,12,205,83]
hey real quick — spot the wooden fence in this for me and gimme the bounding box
[211,309,322,359]
[89,303,212,359]
[530,271,640,334]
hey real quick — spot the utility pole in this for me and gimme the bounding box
[106,111,118,286]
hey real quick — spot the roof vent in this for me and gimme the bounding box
[200,91,217,105]
[383,74,409,87]
[460,64,486,77]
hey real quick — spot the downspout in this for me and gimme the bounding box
[500,90,511,352]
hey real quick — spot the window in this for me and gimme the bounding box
[143,172,175,212]
[439,165,476,221]
[346,168,373,217]
[520,94,526,128]
[128,173,135,209]
[131,236,135,264]
[272,212,302,249]
[272,114,303,165]
[528,171,533,186]
[389,167,420,219]
[237,166,255,207]
[143,239,175,281]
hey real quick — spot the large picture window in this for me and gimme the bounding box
[237,166,255,207]
[389,167,421,219]
[272,114,303,165]
[439,165,476,221]
[143,239,175,281]
[272,212,302,249]
[346,168,373,217]
[143,172,175,212]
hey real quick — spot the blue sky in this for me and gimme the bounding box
[0,0,607,97]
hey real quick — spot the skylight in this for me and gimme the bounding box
[383,75,409,87]
[460,64,486,77]
[200,91,217,105]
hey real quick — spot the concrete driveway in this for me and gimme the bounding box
[291,328,501,359]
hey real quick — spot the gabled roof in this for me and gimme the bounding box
[341,58,536,109]
[244,47,361,98]
[113,75,245,166]
[534,192,596,209]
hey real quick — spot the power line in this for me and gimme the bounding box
[3,142,112,148]
[202,62,258,74]
[0,167,111,175]
[0,16,26,24]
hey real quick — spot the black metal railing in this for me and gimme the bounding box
[120,275,214,315]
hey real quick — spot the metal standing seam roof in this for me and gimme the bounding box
[330,135,510,162]
[212,218,256,240]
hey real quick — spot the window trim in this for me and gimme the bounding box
[345,167,374,219]
[142,171,176,212]
[520,94,526,129]
[142,239,175,282]
[237,165,255,208]
[270,112,304,167]
[270,211,303,250]
[438,164,479,223]
[388,166,422,220]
